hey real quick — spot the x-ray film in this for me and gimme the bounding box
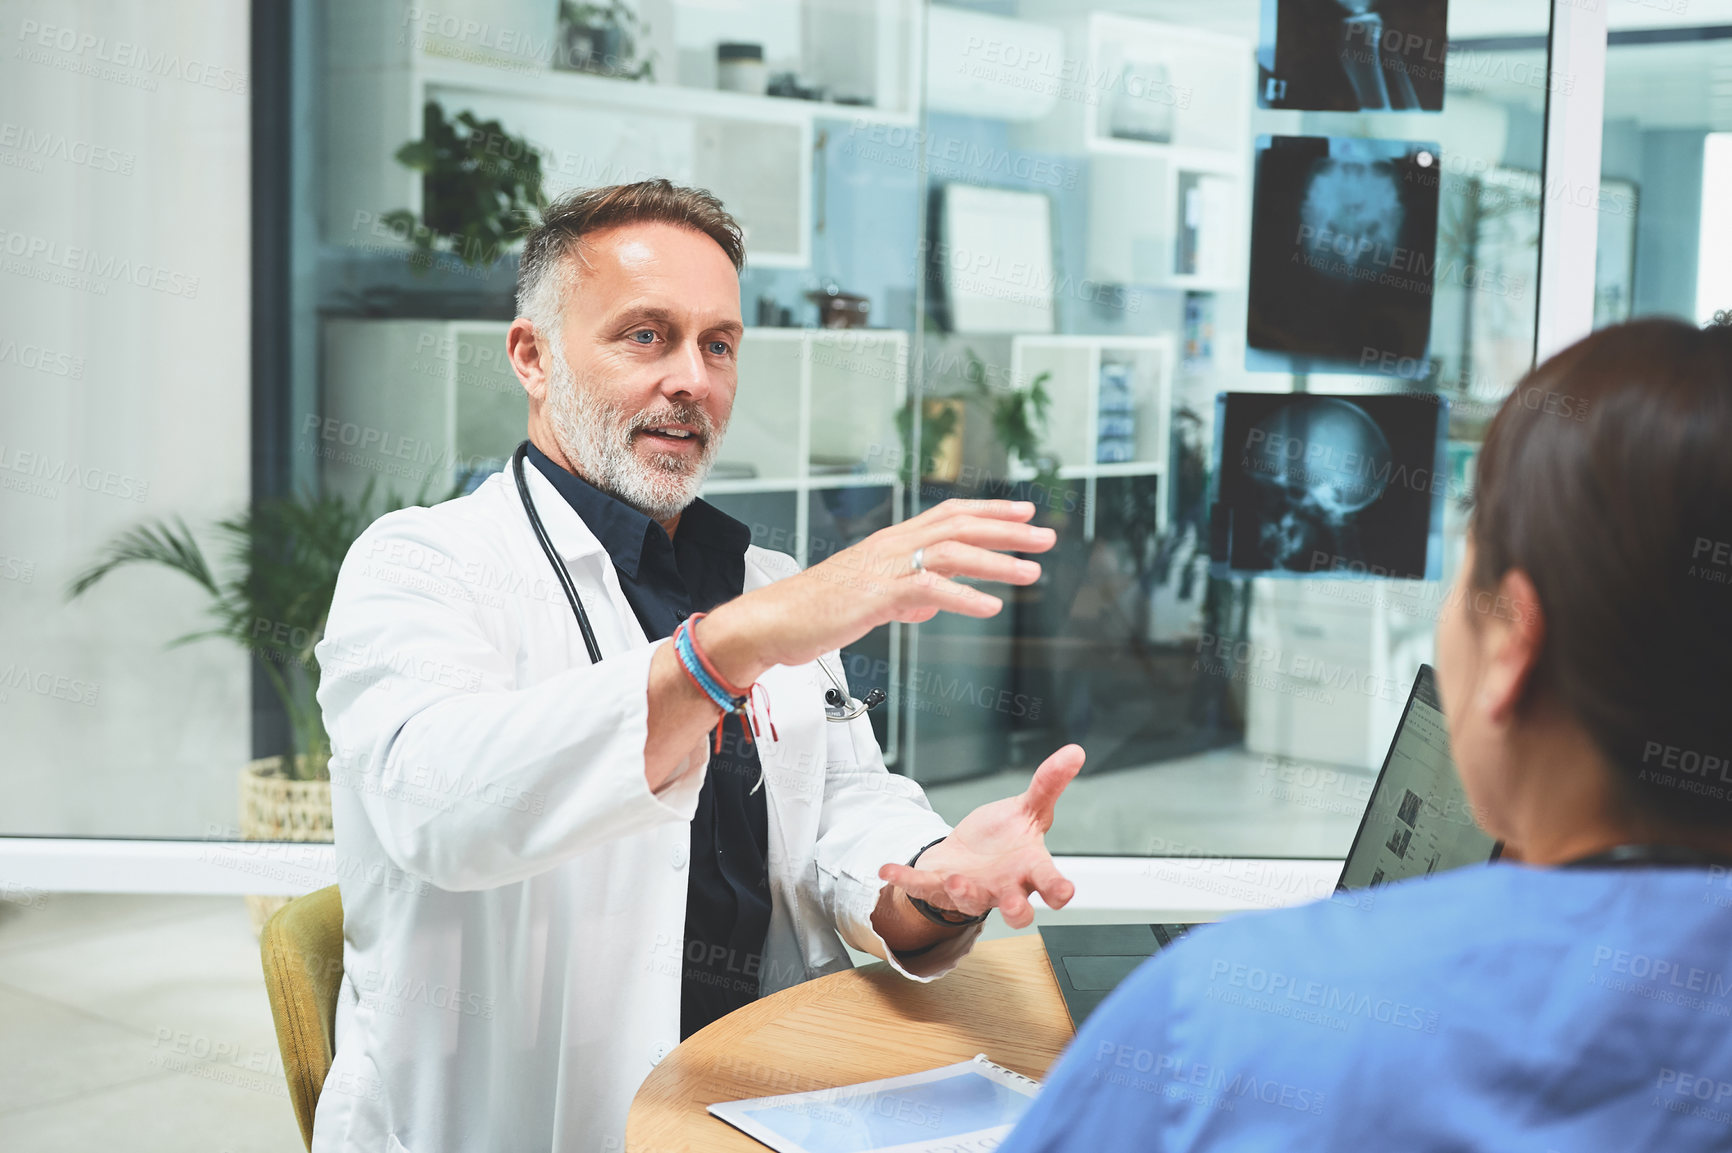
[1209,391,1448,579]
[1257,0,1449,111]
[1246,135,1440,378]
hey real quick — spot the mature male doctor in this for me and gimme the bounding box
[311,180,1085,1153]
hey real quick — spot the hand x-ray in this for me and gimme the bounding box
[1246,135,1440,378]
[1258,0,1449,111]
[1209,392,1448,579]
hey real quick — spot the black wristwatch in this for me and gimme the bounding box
[904,836,989,927]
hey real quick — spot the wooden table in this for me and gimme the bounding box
[625,935,1074,1152]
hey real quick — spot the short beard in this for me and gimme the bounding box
[544,339,725,522]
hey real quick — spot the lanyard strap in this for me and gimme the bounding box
[1561,843,1732,870]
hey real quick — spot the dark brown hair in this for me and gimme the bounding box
[1470,318,1732,825]
[514,180,744,329]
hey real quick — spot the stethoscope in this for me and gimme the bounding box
[512,440,884,723]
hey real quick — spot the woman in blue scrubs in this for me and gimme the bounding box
[1002,317,1732,1152]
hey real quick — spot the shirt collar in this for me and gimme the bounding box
[523,442,751,578]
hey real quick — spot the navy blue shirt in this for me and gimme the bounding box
[526,444,771,1040]
[1000,863,1732,1152]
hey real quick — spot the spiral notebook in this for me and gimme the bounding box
[706,1054,1042,1153]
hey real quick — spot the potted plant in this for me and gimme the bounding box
[974,362,1062,500]
[554,1,656,79]
[382,99,548,272]
[893,392,963,492]
[68,477,461,931]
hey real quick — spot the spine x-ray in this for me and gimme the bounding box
[1246,135,1441,378]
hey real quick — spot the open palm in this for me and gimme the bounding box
[879,743,1084,929]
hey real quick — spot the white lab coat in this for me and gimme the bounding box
[309,464,982,1153]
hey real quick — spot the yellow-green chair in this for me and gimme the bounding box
[260,884,344,1151]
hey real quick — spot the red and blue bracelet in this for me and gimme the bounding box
[672,612,777,754]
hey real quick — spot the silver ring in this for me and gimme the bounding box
[910,547,926,574]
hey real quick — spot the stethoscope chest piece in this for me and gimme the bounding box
[822,674,886,722]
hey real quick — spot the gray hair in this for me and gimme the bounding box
[514,179,745,350]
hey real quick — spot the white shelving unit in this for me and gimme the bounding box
[322,0,922,269]
[1013,13,1254,292]
[706,327,910,562]
[318,319,526,498]
[1009,333,1175,539]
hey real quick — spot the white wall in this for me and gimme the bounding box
[0,0,252,836]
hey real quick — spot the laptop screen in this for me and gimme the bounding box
[1335,664,1499,890]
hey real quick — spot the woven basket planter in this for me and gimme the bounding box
[239,755,333,937]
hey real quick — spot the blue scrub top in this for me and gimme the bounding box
[1001,864,1732,1152]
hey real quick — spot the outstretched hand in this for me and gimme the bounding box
[878,744,1084,930]
[727,498,1056,675]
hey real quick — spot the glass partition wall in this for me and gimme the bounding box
[302,0,1554,861]
[3,0,1587,868]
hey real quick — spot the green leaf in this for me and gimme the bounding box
[67,518,219,600]
[67,471,471,767]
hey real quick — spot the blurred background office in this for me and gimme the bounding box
[2,0,1730,1148]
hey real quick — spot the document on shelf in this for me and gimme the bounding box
[706,1053,1041,1153]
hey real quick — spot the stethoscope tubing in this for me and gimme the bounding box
[513,441,604,665]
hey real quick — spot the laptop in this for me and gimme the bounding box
[1039,664,1500,1027]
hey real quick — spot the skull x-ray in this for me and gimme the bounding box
[1257,0,1449,111]
[1246,135,1440,377]
[1209,392,1447,579]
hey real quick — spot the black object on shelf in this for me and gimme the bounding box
[806,282,871,328]
[754,295,795,327]
[766,71,827,101]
